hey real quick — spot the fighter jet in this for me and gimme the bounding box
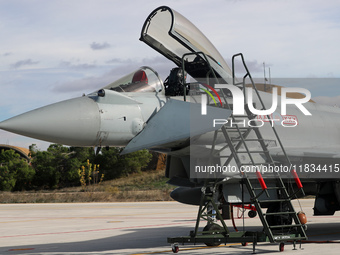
[1,6,340,220]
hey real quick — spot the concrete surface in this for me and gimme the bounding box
[0,199,340,254]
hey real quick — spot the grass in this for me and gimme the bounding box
[0,170,175,203]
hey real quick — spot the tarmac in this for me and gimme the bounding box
[0,199,340,254]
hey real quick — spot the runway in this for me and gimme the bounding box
[1,200,340,254]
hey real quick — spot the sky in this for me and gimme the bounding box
[0,0,340,150]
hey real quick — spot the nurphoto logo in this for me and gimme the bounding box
[200,84,312,128]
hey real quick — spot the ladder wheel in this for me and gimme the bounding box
[279,242,284,252]
[171,244,179,253]
[248,210,257,218]
[203,223,223,246]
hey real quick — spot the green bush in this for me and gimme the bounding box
[95,147,152,180]
[0,144,154,191]
[0,149,35,191]
[30,144,87,189]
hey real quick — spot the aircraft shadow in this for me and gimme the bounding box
[0,225,192,254]
[1,222,340,254]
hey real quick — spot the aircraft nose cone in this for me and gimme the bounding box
[0,96,101,146]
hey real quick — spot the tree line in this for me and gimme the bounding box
[0,144,153,191]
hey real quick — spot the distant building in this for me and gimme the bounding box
[0,144,30,161]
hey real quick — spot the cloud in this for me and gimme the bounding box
[51,68,134,93]
[106,58,133,64]
[2,52,12,57]
[59,61,97,70]
[52,56,174,93]
[90,42,111,50]
[11,59,39,69]
[227,57,266,76]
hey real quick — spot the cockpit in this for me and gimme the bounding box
[97,6,234,98]
[102,66,163,93]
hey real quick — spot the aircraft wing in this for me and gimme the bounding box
[121,99,232,154]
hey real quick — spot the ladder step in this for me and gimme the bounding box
[270,224,302,229]
[241,163,266,166]
[226,127,253,130]
[231,138,264,142]
[273,236,307,241]
[253,187,284,190]
[231,115,248,118]
[237,150,268,154]
[264,212,296,216]
[260,199,291,203]
[224,131,251,134]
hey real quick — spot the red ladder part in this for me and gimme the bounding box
[292,169,303,189]
[256,170,267,190]
[232,204,256,212]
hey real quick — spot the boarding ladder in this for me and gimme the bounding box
[212,53,308,243]
[168,52,307,253]
[227,53,306,242]
[212,53,307,244]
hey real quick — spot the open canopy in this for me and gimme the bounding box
[140,6,233,84]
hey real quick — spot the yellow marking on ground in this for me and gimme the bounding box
[8,248,34,251]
